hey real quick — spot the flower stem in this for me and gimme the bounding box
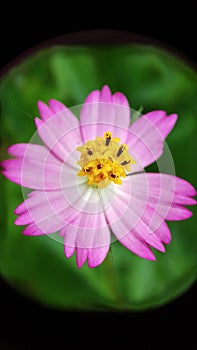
[104,248,127,310]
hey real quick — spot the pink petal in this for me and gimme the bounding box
[164,205,193,221]
[129,173,196,221]
[112,92,130,107]
[76,243,110,269]
[16,179,109,235]
[87,245,110,268]
[37,101,53,121]
[15,186,84,235]
[103,171,196,258]
[102,178,165,256]
[38,99,75,121]
[118,233,156,260]
[61,212,110,268]
[61,181,109,221]
[150,220,171,244]
[2,144,76,190]
[7,143,31,157]
[35,102,83,163]
[138,204,172,244]
[127,111,178,169]
[15,211,32,225]
[62,227,77,258]
[80,85,130,143]
[23,223,47,236]
[64,245,75,259]
[76,248,88,268]
[167,175,196,196]
[69,205,109,230]
[48,99,67,113]
[144,110,178,139]
[100,85,111,102]
[18,190,74,234]
[15,186,88,234]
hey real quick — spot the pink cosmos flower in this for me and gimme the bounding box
[2,85,196,268]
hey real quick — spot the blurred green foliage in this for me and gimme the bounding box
[0,44,197,310]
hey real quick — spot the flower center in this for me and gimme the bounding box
[76,131,136,188]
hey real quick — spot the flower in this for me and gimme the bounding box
[2,85,196,268]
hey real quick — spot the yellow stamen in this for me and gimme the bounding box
[76,131,136,188]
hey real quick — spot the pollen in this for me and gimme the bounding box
[76,132,136,188]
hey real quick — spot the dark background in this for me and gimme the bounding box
[1,2,197,71]
[0,2,197,348]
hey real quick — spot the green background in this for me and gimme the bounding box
[0,44,197,310]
